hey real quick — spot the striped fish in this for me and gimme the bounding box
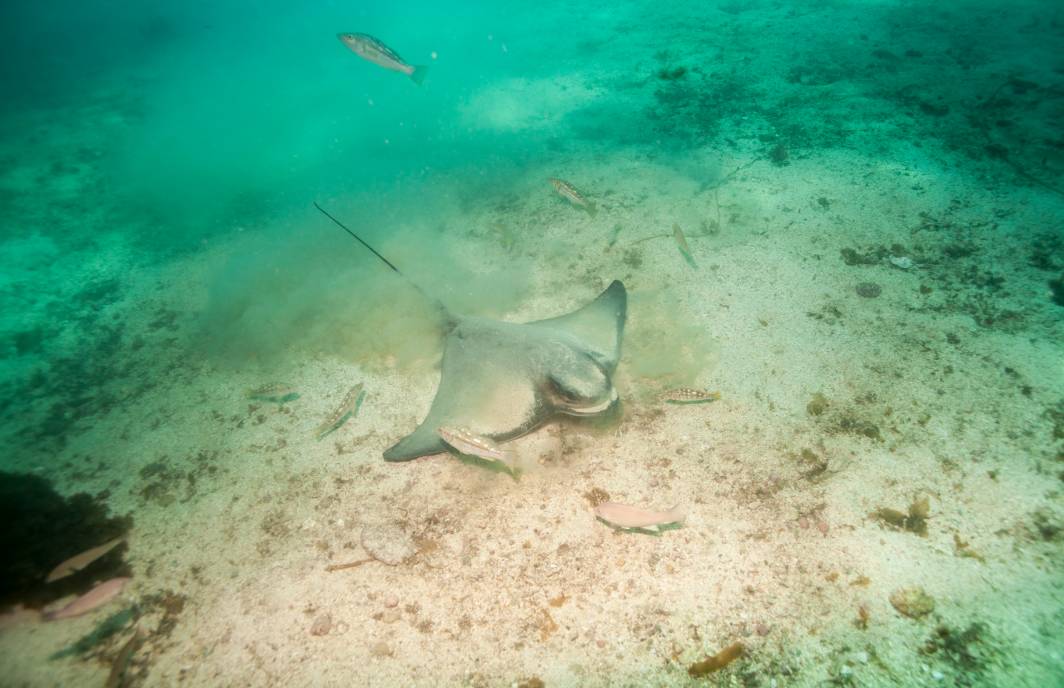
[338,33,429,85]
[247,383,297,403]
[315,383,365,438]
[660,388,720,404]
[549,178,597,216]
[672,223,696,267]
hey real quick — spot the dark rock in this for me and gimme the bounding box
[855,282,882,298]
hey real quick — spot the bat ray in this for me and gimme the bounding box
[314,203,627,462]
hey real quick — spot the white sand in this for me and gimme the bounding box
[1,2,1062,686]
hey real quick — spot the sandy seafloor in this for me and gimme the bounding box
[1,1,1063,686]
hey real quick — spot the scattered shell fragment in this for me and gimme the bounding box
[310,613,332,636]
[889,586,935,618]
[594,502,685,531]
[889,255,914,269]
[371,641,393,657]
[361,524,417,565]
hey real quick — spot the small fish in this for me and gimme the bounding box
[46,537,124,583]
[549,178,597,216]
[105,627,144,688]
[45,577,130,621]
[437,426,515,467]
[672,223,696,267]
[594,502,685,531]
[246,383,297,402]
[337,33,429,85]
[659,388,721,404]
[315,383,364,438]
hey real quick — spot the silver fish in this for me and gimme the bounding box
[45,577,130,621]
[337,33,429,85]
[437,426,515,467]
[549,178,597,216]
[594,502,685,530]
[659,388,720,404]
[46,537,124,583]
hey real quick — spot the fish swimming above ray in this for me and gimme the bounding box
[313,202,627,462]
[337,33,429,85]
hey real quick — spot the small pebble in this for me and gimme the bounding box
[890,586,936,618]
[856,282,882,298]
[384,595,399,608]
[371,641,393,657]
[855,651,869,664]
[361,523,417,566]
[310,613,332,637]
[932,670,944,680]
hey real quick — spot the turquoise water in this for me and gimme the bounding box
[1,1,1063,686]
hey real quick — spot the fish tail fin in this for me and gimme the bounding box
[410,64,429,86]
[668,504,687,524]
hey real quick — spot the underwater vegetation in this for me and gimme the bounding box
[0,472,131,610]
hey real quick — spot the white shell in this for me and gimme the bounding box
[889,255,914,269]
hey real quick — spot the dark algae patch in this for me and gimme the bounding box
[806,393,829,416]
[872,495,930,535]
[921,623,995,682]
[0,471,132,610]
[688,641,744,677]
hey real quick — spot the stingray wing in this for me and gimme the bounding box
[382,318,550,461]
[381,282,628,462]
[530,280,627,372]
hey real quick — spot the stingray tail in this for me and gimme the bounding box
[313,201,454,327]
